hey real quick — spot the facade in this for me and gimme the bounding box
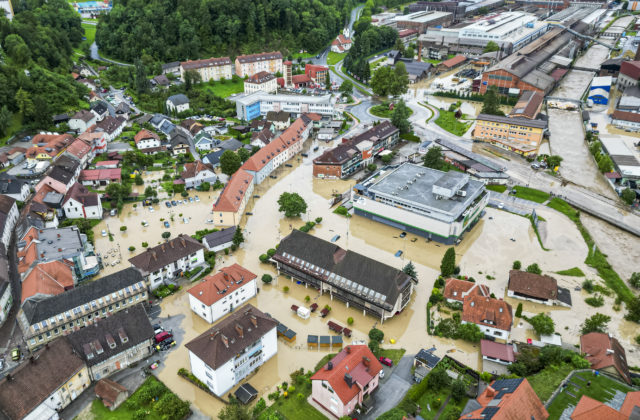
[80,168,122,188]
[36,166,77,195]
[461,378,548,419]
[266,110,291,131]
[0,195,19,251]
[244,71,278,94]
[235,52,283,78]
[65,304,154,380]
[617,61,640,90]
[580,332,631,385]
[331,34,352,53]
[234,92,335,121]
[18,268,147,350]
[352,163,488,244]
[273,229,414,322]
[311,345,382,417]
[0,248,12,328]
[63,183,103,219]
[211,170,254,227]
[65,138,94,167]
[473,113,547,156]
[507,270,572,307]
[180,57,232,82]
[305,64,329,84]
[170,132,191,155]
[612,110,640,132]
[134,129,161,150]
[181,160,217,189]
[194,131,215,151]
[0,338,90,420]
[166,94,190,113]
[393,10,453,33]
[91,116,126,142]
[129,234,206,290]
[0,174,30,201]
[185,304,278,396]
[202,227,236,252]
[313,121,400,179]
[188,264,257,323]
[462,295,513,340]
[69,110,97,133]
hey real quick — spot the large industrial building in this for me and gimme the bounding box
[352,163,488,244]
[234,92,335,121]
[393,10,454,33]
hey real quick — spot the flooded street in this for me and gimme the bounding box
[551,70,594,101]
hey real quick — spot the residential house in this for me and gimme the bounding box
[462,295,512,340]
[274,229,414,322]
[570,391,640,420]
[331,34,352,53]
[460,378,548,419]
[0,338,91,420]
[211,170,254,227]
[251,128,275,148]
[0,247,12,327]
[580,332,631,385]
[202,227,237,252]
[0,146,27,168]
[64,138,94,168]
[194,131,215,151]
[0,195,19,250]
[65,304,154,380]
[413,348,440,382]
[311,345,382,417]
[442,278,489,304]
[166,94,190,113]
[244,71,278,94]
[235,52,283,78]
[481,339,516,366]
[305,64,329,84]
[27,133,74,162]
[17,267,148,350]
[128,234,206,290]
[180,57,232,82]
[134,129,162,150]
[313,121,400,178]
[0,174,29,202]
[31,185,65,221]
[162,61,181,76]
[472,114,547,156]
[507,270,572,307]
[79,168,122,188]
[185,304,278,396]
[266,111,291,131]
[78,130,107,154]
[187,264,257,323]
[63,183,103,219]
[115,102,130,120]
[317,127,335,141]
[618,61,640,90]
[170,132,191,155]
[90,101,109,121]
[91,116,126,142]
[181,160,217,189]
[179,119,204,137]
[21,260,76,303]
[69,110,98,133]
[95,379,129,411]
[203,150,225,168]
[151,74,170,89]
[219,138,245,152]
[385,50,402,66]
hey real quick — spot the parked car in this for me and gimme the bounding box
[379,356,393,367]
[142,220,149,227]
[498,202,504,209]
[195,196,200,202]
[153,324,163,335]
[379,369,385,379]
[101,230,107,237]
[149,206,154,212]
[165,201,171,208]
[11,348,20,361]
[110,209,117,216]
[164,221,170,228]
[531,163,540,169]
[171,200,177,206]
[154,331,173,344]
[183,217,189,224]
[189,197,194,203]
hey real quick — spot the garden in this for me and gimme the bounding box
[433,109,471,137]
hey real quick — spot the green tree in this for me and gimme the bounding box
[325,71,331,88]
[4,34,31,66]
[277,192,307,218]
[451,379,467,402]
[391,62,409,96]
[440,247,456,277]
[217,398,252,420]
[621,188,636,205]
[144,186,156,197]
[512,260,522,270]
[427,368,451,390]
[515,303,523,318]
[481,86,504,116]
[134,174,144,185]
[423,146,445,170]
[153,392,190,419]
[237,147,250,162]
[368,327,384,343]
[261,274,273,284]
[597,154,614,173]
[339,80,353,96]
[219,150,242,176]
[546,155,563,169]
[381,154,393,164]
[0,106,12,137]
[483,41,500,53]
[134,58,149,94]
[232,226,244,247]
[402,261,417,279]
[529,313,555,335]
[457,323,484,342]
[184,69,201,92]
[371,66,395,97]
[16,88,35,119]
[581,313,611,334]
[391,100,411,133]
[630,272,640,289]
[625,297,640,323]
[526,263,542,275]
[394,38,405,56]
[376,408,405,420]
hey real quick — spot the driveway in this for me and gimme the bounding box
[363,354,414,420]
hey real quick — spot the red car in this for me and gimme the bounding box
[154,331,173,344]
[379,356,393,367]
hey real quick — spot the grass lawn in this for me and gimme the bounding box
[379,348,406,366]
[201,79,244,98]
[547,197,580,222]
[434,110,471,136]
[0,113,23,145]
[417,387,450,419]
[485,184,507,193]
[370,104,413,119]
[512,186,550,203]
[528,363,574,403]
[83,23,96,45]
[555,267,585,277]
[293,51,316,60]
[327,51,346,66]
[546,372,633,418]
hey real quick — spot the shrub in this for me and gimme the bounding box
[630,272,640,289]
[267,248,277,257]
[299,225,311,232]
[304,295,310,302]
[368,328,384,343]
[582,279,594,293]
[585,294,604,307]
[161,231,171,239]
[128,246,135,252]
[526,263,542,275]
[224,248,229,255]
[142,242,148,248]
[515,303,523,318]
[262,274,273,284]
[120,226,127,232]
[181,191,189,197]
[347,317,354,325]
[315,217,323,223]
[334,206,349,216]
[512,260,521,270]
[259,254,269,263]
[283,286,290,293]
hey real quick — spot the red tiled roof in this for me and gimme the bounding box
[462,295,513,331]
[212,170,254,213]
[134,129,160,144]
[32,184,56,205]
[620,391,640,417]
[246,71,276,84]
[95,160,120,168]
[21,260,75,303]
[95,378,128,408]
[337,34,351,44]
[508,270,558,301]
[188,264,257,306]
[443,278,489,302]
[465,378,548,420]
[440,55,466,68]
[480,339,515,362]
[398,29,418,37]
[79,168,121,182]
[620,60,640,80]
[292,74,311,84]
[580,332,631,384]
[181,160,213,180]
[65,139,92,159]
[242,118,308,172]
[612,109,640,123]
[571,395,626,420]
[311,345,382,405]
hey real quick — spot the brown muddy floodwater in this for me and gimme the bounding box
[95,140,640,418]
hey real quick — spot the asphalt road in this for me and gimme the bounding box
[363,355,414,420]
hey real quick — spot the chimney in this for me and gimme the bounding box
[250,315,257,328]
[181,238,186,247]
[210,330,219,341]
[235,324,244,339]
[344,373,353,388]
[221,334,229,348]
[486,386,495,398]
[327,361,333,371]
[362,356,370,367]
[345,345,351,354]
[170,241,174,249]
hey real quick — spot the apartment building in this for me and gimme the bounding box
[244,71,278,94]
[234,92,335,121]
[473,114,547,156]
[180,57,233,82]
[211,170,254,228]
[235,52,283,78]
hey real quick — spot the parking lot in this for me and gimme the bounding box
[428,68,478,93]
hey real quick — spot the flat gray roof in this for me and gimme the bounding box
[37,227,86,261]
[367,163,485,217]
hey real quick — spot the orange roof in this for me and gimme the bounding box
[32,184,57,205]
[462,295,512,331]
[188,264,257,306]
[212,170,254,213]
[580,332,631,384]
[620,391,640,417]
[242,118,308,172]
[465,378,548,420]
[134,129,160,144]
[302,112,322,121]
[65,139,92,159]
[17,227,39,274]
[571,395,626,420]
[21,260,74,303]
[311,345,382,404]
[442,278,489,302]
[441,54,466,68]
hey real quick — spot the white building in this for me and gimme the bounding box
[462,295,513,341]
[166,94,190,114]
[244,71,278,94]
[234,92,335,121]
[134,129,161,150]
[0,195,19,251]
[128,234,206,290]
[181,160,217,189]
[187,264,257,324]
[0,0,14,20]
[92,116,126,142]
[180,57,233,82]
[457,12,549,52]
[185,304,278,397]
[69,110,97,133]
[63,183,103,220]
[235,52,283,78]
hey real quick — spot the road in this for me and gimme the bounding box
[363,355,414,420]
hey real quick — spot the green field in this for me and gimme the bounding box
[512,186,550,203]
[434,110,471,136]
[327,51,346,66]
[555,267,585,277]
[528,364,574,404]
[293,51,316,60]
[202,79,244,98]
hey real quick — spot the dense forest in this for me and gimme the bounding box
[96,0,355,63]
[343,23,397,82]
[0,0,87,131]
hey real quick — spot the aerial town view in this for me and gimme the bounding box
[2,0,640,419]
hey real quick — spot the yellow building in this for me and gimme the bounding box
[473,114,547,156]
[235,51,283,78]
[212,169,254,227]
[180,57,233,82]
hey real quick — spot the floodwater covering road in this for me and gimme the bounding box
[551,70,595,101]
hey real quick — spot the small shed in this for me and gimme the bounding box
[307,335,318,349]
[234,383,258,404]
[283,329,297,343]
[320,335,331,348]
[95,378,129,411]
[277,323,287,337]
[297,306,310,320]
[331,335,343,349]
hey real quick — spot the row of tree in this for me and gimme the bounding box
[343,23,397,83]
